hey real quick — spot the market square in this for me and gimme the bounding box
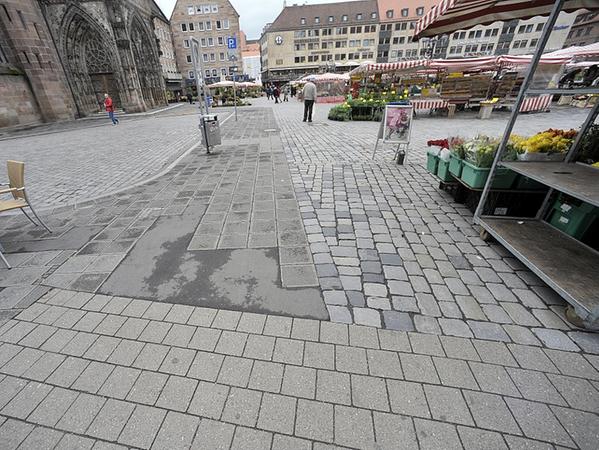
[0,0,599,449]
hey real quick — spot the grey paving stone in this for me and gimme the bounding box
[159,347,195,376]
[373,411,418,450]
[114,317,148,340]
[304,341,335,370]
[334,405,376,449]
[187,307,217,327]
[71,361,114,394]
[94,315,127,336]
[387,380,430,418]
[248,360,284,393]
[281,365,316,399]
[457,426,509,450]
[508,344,559,373]
[463,390,521,435]
[138,320,172,344]
[23,352,65,382]
[548,374,599,413]
[188,326,221,352]
[424,384,474,426]
[551,405,599,450]
[56,393,105,434]
[263,315,292,337]
[506,398,574,447]
[545,349,599,381]
[326,305,352,324]
[414,418,462,450]
[1,347,43,376]
[230,426,272,450]
[18,426,63,450]
[335,346,368,375]
[316,369,351,405]
[473,340,517,367]
[236,312,267,334]
[272,338,304,366]
[221,387,262,427]
[18,324,57,348]
[508,367,567,405]
[569,331,599,354]
[382,311,414,331]
[45,356,89,388]
[257,393,296,434]
[87,398,135,441]
[367,349,402,379]
[469,362,521,397]
[98,366,140,400]
[118,405,166,449]
[400,353,440,384]
[503,325,542,346]
[408,333,444,356]
[439,336,480,361]
[28,386,78,427]
[319,322,349,346]
[378,329,411,352]
[0,418,35,450]
[156,375,198,412]
[153,411,199,450]
[217,355,253,387]
[351,374,389,411]
[191,418,235,450]
[294,399,334,442]
[413,315,441,334]
[468,321,510,342]
[215,330,248,356]
[188,381,229,419]
[433,357,478,390]
[56,433,95,450]
[1,381,52,419]
[532,328,579,351]
[271,434,311,450]
[126,371,168,405]
[211,309,242,331]
[83,335,121,361]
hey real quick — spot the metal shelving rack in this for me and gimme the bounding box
[474,0,599,328]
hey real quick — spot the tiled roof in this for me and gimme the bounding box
[268,0,379,31]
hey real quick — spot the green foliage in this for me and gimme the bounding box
[328,104,351,121]
[577,124,599,164]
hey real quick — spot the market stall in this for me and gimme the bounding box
[416,0,599,328]
[300,72,350,103]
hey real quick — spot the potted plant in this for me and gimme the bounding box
[513,129,576,161]
[448,136,466,177]
[461,136,518,189]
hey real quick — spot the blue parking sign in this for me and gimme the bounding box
[227,37,237,49]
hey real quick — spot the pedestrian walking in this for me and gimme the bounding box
[187,93,193,104]
[274,85,281,104]
[266,86,272,100]
[283,85,289,102]
[104,93,118,125]
[302,81,316,122]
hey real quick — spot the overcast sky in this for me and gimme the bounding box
[156,0,354,40]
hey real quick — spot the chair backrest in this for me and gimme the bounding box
[7,160,25,200]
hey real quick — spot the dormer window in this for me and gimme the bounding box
[371,12,377,19]
[328,16,334,22]
[342,15,348,22]
[386,10,393,18]
[300,17,306,25]
[356,13,362,20]
[315,16,320,23]
[401,8,409,17]
[416,7,424,16]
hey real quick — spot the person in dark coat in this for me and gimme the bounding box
[273,86,281,103]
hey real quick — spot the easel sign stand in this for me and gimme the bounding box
[372,104,414,165]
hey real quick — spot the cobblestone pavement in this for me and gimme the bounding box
[0,104,218,208]
[0,100,598,449]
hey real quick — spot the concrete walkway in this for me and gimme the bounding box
[0,100,597,449]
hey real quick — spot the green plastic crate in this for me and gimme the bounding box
[426,151,439,175]
[515,175,545,190]
[460,161,518,189]
[449,154,463,177]
[436,159,454,181]
[548,195,599,239]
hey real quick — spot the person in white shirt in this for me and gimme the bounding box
[302,81,317,122]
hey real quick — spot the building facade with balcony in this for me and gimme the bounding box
[260,0,381,83]
[170,0,242,90]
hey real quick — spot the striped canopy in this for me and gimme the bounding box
[414,0,598,39]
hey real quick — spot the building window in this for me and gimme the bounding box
[203,5,210,13]
[216,20,222,29]
[315,16,320,23]
[221,68,227,75]
[189,70,195,78]
[356,13,362,20]
[205,21,212,30]
[203,53,208,62]
[328,16,334,22]
[212,68,217,76]
[211,5,218,13]
[201,38,207,46]
[342,15,348,22]
[401,8,408,17]
[371,12,377,19]
[218,36,224,45]
[475,30,482,38]
[468,30,475,38]
[196,6,203,14]
[187,6,195,15]
[198,22,204,31]
[492,28,499,36]
[536,22,544,32]
[181,23,187,32]
[186,55,192,63]
[220,52,225,60]
[223,19,229,29]
[416,7,424,16]
[336,27,347,35]
[210,53,216,61]
[300,17,306,25]
[184,39,190,48]
[530,39,538,47]
[189,23,194,31]
[276,59,283,65]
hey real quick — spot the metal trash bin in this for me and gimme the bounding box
[199,114,221,152]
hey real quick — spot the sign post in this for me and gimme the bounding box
[373,104,413,164]
[227,35,238,122]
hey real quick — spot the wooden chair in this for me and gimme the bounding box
[0,160,51,269]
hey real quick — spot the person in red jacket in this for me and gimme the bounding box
[104,93,119,125]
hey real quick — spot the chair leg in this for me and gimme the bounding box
[28,205,52,233]
[21,207,39,227]
[0,244,10,269]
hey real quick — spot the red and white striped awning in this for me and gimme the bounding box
[545,42,599,59]
[350,60,431,75]
[414,0,598,39]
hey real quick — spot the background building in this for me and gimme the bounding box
[153,13,183,99]
[260,0,381,83]
[170,0,242,90]
[0,0,167,128]
[241,34,262,83]
[564,11,599,47]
